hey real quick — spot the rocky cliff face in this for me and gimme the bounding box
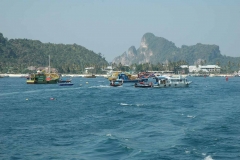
[112,46,137,65]
[112,33,159,65]
[112,33,222,65]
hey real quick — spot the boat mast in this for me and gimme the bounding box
[49,55,50,73]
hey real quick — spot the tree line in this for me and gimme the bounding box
[112,60,240,74]
[0,33,108,74]
[0,32,239,74]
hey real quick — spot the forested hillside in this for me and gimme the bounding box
[0,33,108,73]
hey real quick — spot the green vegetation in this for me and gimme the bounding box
[0,33,108,74]
[112,60,240,74]
[112,60,188,74]
[1,32,240,74]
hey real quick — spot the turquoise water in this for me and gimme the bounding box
[0,77,239,160]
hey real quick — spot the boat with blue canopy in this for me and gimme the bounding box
[113,73,148,83]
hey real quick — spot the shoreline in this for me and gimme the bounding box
[0,73,236,78]
[0,74,109,78]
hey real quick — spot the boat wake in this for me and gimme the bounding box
[88,85,110,88]
[0,87,81,97]
[119,103,144,107]
[0,92,20,97]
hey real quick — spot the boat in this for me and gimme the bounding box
[153,75,192,88]
[58,77,72,83]
[58,82,74,86]
[58,77,72,85]
[234,70,240,77]
[110,73,148,83]
[27,71,61,84]
[20,75,29,78]
[138,72,156,78]
[107,71,122,80]
[26,55,61,84]
[110,80,123,87]
[84,74,96,78]
[134,82,153,88]
[1,74,9,78]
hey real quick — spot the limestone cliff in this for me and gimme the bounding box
[112,33,222,65]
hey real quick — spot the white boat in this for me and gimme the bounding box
[153,75,192,88]
[234,70,240,77]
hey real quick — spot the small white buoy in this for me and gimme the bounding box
[86,82,88,84]
[50,97,55,100]
[26,98,28,101]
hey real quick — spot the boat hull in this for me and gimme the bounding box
[59,83,74,86]
[84,75,96,78]
[110,84,122,87]
[58,80,71,83]
[110,82,123,87]
[134,85,152,88]
[115,78,148,83]
[26,73,60,84]
[153,82,191,88]
[26,79,59,84]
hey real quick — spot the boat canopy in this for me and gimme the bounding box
[118,73,130,80]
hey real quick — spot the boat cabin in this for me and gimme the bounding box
[153,75,191,87]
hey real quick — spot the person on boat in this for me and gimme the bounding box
[150,82,153,87]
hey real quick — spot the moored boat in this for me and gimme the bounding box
[58,77,72,83]
[107,71,122,80]
[26,55,61,84]
[26,71,61,84]
[84,74,96,78]
[153,75,192,88]
[111,73,148,83]
[134,82,153,88]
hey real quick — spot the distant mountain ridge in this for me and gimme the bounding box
[112,33,238,65]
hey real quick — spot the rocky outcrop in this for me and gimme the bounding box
[112,33,223,65]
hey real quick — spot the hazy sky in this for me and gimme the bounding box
[1,0,240,62]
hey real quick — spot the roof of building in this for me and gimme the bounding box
[189,65,221,69]
[180,65,188,68]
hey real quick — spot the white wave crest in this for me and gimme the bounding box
[120,103,132,106]
[106,133,112,137]
[204,155,213,160]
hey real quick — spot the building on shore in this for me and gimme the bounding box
[188,65,221,73]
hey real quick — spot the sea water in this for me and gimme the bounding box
[0,76,240,160]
